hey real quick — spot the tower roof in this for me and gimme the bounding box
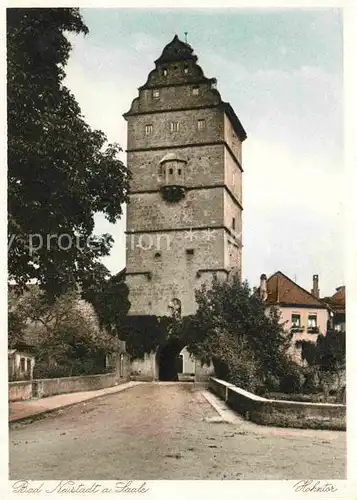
[155,35,197,64]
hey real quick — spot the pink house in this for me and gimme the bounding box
[256,272,331,364]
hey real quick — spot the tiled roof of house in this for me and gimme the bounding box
[322,286,345,314]
[258,271,327,308]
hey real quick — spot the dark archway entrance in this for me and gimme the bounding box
[157,338,184,381]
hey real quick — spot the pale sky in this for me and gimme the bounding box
[64,8,343,298]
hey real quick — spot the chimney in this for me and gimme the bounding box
[311,274,320,298]
[260,274,268,302]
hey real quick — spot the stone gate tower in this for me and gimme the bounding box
[124,35,247,319]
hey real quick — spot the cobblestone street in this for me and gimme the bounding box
[10,383,346,480]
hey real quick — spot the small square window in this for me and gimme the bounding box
[170,121,179,132]
[197,119,206,130]
[192,86,199,95]
[186,249,194,256]
[153,89,160,99]
[145,124,153,135]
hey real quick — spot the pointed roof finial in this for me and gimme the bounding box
[184,31,188,43]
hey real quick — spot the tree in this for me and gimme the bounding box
[170,274,292,392]
[316,330,346,392]
[10,286,118,377]
[8,287,27,348]
[7,8,130,298]
[82,267,130,336]
[297,330,346,397]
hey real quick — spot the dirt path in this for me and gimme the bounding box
[9,383,346,480]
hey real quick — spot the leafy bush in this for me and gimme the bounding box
[9,287,118,377]
[172,274,292,392]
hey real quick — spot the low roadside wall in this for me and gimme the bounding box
[8,381,33,402]
[33,373,123,398]
[209,377,346,431]
[9,373,128,401]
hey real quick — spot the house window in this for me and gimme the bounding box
[197,119,206,130]
[308,314,317,328]
[163,68,168,76]
[232,217,236,230]
[169,168,173,174]
[186,249,194,256]
[307,314,318,333]
[153,89,160,99]
[145,124,153,135]
[184,66,189,74]
[178,168,182,175]
[170,121,179,132]
[291,314,301,327]
[192,86,200,95]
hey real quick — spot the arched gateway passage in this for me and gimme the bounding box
[156,339,185,381]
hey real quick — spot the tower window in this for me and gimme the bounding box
[232,217,236,230]
[145,124,153,135]
[153,89,160,99]
[184,66,189,74]
[169,168,173,174]
[178,168,182,175]
[170,121,179,132]
[192,86,199,95]
[163,68,168,76]
[186,249,194,256]
[154,252,161,259]
[197,119,206,130]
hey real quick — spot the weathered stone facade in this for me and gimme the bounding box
[124,35,247,318]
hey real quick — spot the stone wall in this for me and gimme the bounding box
[33,373,125,399]
[129,353,157,381]
[9,372,129,402]
[126,228,225,317]
[209,377,346,431]
[128,144,225,192]
[127,188,225,232]
[223,113,242,162]
[127,108,223,151]
[224,148,242,203]
[8,381,33,402]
